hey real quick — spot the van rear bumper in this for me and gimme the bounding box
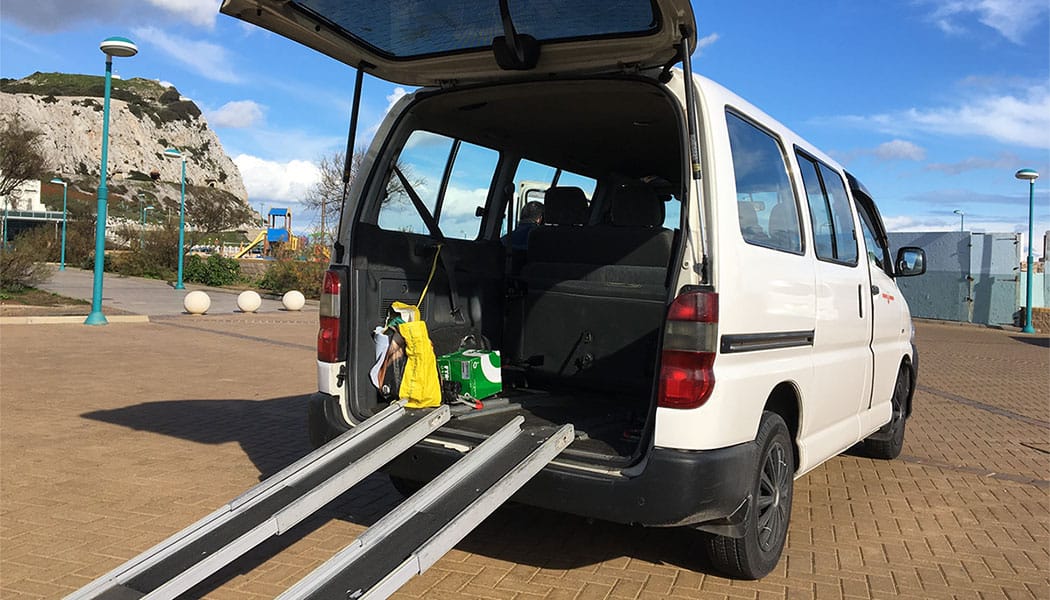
[388,438,756,529]
[310,392,755,529]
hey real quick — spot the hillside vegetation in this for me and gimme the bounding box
[1,72,202,127]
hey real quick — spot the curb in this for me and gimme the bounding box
[0,315,151,325]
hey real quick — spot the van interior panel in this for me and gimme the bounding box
[350,78,684,464]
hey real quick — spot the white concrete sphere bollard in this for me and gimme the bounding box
[237,290,262,313]
[183,290,211,315]
[282,290,306,311]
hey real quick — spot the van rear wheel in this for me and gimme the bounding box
[705,411,793,580]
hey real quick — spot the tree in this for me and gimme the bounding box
[0,116,49,207]
[185,186,256,239]
[302,150,361,243]
[302,150,419,244]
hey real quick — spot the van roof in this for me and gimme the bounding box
[692,74,844,173]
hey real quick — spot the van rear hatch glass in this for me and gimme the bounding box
[295,1,658,58]
[220,0,696,86]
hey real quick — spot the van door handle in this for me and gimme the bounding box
[871,285,880,295]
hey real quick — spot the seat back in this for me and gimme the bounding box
[542,186,588,226]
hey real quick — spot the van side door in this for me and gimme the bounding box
[794,151,872,460]
[851,185,905,431]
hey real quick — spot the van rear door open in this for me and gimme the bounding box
[220,0,696,86]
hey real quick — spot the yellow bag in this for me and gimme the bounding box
[388,248,442,409]
[397,319,442,408]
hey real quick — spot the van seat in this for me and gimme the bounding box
[609,183,664,227]
[543,186,589,226]
[513,184,673,393]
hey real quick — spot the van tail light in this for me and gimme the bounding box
[658,291,718,409]
[317,269,345,363]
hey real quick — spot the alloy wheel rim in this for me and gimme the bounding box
[756,441,790,552]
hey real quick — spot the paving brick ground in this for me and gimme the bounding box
[1,317,1047,599]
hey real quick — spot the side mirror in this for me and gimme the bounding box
[895,247,926,277]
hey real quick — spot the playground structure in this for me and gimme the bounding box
[235,207,300,259]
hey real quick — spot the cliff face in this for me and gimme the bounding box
[0,72,247,204]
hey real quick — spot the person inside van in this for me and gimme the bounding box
[505,200,543,273]
[511,200,544,251]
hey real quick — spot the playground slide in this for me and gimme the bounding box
[235,230,267,259]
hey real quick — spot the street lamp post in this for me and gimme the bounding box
[953,209,965,232]
[86,36,137,326]
[50,178,68,270]
[140,204,154,248]
[1015,169,1039,334]
[163,148,187,289]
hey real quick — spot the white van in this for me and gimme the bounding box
[225,0,926,579]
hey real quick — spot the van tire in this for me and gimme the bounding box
[861,367,909,460]
[705,411,793,580]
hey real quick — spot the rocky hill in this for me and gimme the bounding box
[0,72,251,225]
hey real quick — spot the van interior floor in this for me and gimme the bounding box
[444,390,647,461]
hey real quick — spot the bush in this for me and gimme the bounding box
[184,253,240,287]
[0,227,55,291]
[259,258,324,298]
[110,251,173,280]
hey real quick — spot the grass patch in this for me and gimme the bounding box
[0,287,89,306]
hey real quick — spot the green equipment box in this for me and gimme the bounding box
[437,349,502,400]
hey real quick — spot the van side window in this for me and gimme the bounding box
[511,159,596,230]
[725,112,802,254]
[819,163,858,264]
[439,141,499,239]
[378,130,498,240]
[796,152,858,265]
[855,201,889,274]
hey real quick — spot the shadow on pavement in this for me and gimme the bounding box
[82,396,723,595]
[1011,335,1050,348]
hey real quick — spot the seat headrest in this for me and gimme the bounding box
[543,187,588,226]
[610,185,664,227]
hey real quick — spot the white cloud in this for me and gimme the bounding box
[925,152,1022,174]
[144,0,220,29]
[883,215,951,232]
[385,87,408,114]
[4,0,220,32]
[234,154,320,204]
[132,26,240,83]
[441,186,489,218]
[837,83,1050,149]
[695,33,719,54]
[207,100,265,128]
[873,140,927,161]
[883,214,1048,236]
[924,0,1049,44]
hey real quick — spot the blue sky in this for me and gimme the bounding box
[2,1,1048,254]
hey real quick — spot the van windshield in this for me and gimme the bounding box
[292,0,659,58]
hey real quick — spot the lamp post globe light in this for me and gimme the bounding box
[953,209,965,232]
[1015,168,1039,334]
[49,178,68,270]
[163,148,187,290]
[86,36,138,326]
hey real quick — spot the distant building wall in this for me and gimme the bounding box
[0,178,43,212]
[888,231,1028,326]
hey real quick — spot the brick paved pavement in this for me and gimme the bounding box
[1,318,1047,599]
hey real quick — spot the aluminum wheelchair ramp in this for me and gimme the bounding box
[278,416,574,600]
[66,401,451,600]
